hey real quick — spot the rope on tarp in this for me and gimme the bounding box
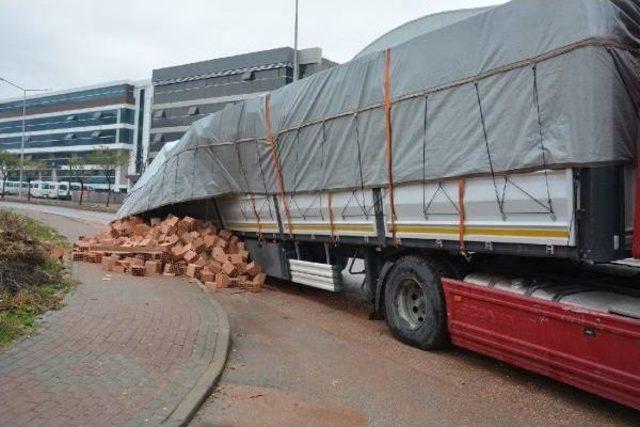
[422,95,429,220]
[341,112,372,221]
[294,129,301,192]
[474,81,505,220]
[458,178,466,250]
[265,94,294,237]
[384,48,398,243]
[532,64,556,220]
[235,143,263,237]
[173,154,180,206]
[254,137,277,222]
[354,113,365,192]
[422,182,460,219]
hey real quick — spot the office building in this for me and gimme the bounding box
[0,80,152,191]
[149,47,336,161]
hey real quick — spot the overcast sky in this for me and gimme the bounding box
[0,0,508,99]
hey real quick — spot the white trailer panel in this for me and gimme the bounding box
[280,189,378,237]
[384,169,575,246]
[218,194,279,234]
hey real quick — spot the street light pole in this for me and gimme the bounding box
[21,89,26,197]
[0,77,51,197]
[293,0,299,81]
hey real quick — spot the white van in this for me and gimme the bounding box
[3,181,19,195]
[56,183,71,200]
[30,181,58,199]
[2,181,30,195]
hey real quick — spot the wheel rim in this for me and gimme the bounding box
[395,278,427,331]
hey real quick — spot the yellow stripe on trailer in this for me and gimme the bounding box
[392,224,570,239]
[284,223,376,234]
[226,222,279,232]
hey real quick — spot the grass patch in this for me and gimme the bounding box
[0,210,72,347]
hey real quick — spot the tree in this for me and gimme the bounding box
[23,161,47,201]
[0,151,20,199]
[67,156,88,205]
[87,148,129,207]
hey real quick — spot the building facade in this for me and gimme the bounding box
[148,47,336,162]
[0,80,152,191]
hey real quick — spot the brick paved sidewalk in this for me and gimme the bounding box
[0,261,228,427]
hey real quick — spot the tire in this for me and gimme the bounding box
[383,255,449,350]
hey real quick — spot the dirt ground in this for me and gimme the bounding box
[192,279,640,427]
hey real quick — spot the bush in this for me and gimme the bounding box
[0,210,71,346]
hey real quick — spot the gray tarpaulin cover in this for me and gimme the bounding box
[118,0,640,219]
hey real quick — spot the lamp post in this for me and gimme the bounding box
[0,77,51,197]
[293,0,299,81]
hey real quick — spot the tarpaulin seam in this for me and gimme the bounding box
[384,48,398,243]
[265,94,294,237]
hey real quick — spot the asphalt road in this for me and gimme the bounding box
[4,201,638,426]
[0,200,113,226]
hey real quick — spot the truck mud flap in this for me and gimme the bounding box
[441,278,640,410]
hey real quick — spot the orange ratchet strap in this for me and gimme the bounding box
[264,94,294,237]
[384,48,398,243]
[249,195,263,238]
[327,191,336,240]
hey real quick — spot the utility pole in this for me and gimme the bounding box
[293,0,300,81]
[0,77,51,197]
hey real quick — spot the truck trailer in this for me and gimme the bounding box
[120,0,640,410]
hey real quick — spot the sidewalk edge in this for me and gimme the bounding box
[163,293,231,427]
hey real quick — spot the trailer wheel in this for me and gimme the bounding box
[383,256,448,350]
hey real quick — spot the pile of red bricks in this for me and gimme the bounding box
[72,214,265,292]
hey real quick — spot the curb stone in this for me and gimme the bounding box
[162,290,231,426]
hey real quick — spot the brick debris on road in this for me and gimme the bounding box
[72,214,265,292]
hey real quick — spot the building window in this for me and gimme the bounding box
[92,111,104,120]
[152,134,164,143]
[121,108,136,124]
[187,106,200,116]
[153,109,166,119]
